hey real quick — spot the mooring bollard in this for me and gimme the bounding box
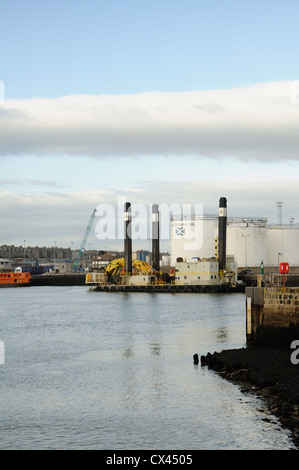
[193,354,199,365]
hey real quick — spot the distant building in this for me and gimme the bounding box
[0,258,12,272]
[55,261,73,274]
[91,253,118,269]
[0,244,71,261]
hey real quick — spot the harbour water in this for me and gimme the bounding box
[0,286,295,450]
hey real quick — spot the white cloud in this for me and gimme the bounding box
[1,175,299,248]
[1,81,299,161]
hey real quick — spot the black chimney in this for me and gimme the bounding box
[152,204,160,271]
[124,202,132,274]
[218,197,227,271]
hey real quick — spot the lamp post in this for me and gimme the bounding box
[242,233,250,268]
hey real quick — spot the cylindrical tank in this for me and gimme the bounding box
[162,254,171,267]
[168,209,299,269]
[226,222,268,267]
[170,216,217,265]
[267,226,299,266]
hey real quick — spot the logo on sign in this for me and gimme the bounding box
[279,262,289,274]
[175,227,185,237]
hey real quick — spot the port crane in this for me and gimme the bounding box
[73,209,97,272]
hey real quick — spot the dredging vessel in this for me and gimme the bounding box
[86,198,244,293]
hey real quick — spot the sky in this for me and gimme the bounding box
[1,0,299,252]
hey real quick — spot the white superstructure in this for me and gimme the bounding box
[175,259,220,286]
[174,258,237,286]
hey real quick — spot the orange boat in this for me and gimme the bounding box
[0,272,31,287]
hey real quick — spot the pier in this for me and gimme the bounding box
[246,286,299,347]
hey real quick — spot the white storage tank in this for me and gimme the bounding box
[226,218,268,268]
[267,225,299,266]
[161,254,171,267]
[170,214,299,268]
[170,216,217,266]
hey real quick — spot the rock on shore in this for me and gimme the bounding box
[201,346,299,449]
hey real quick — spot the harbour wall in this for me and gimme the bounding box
[246,286,299,347]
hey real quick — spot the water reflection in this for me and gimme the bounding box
[0,288,295,449]
[216,326,229,342]
[149,342,162,356]
[122,347,135,359]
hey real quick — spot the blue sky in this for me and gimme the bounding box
[2,0,298,97]
[1,0,299,251]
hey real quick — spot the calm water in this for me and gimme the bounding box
[0,286,295,449]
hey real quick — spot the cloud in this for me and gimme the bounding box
[0,189,114,247]
[1,81,299,161]
[25,179,70,189]
[1,175,299,247]
[0,179,22,187]
[0,178,70,190]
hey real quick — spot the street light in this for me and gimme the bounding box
[242,233,250,268]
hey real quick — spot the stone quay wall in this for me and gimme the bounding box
[246,287,299,347]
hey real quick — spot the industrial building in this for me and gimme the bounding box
[171,213,299,269]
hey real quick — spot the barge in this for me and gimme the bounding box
[88,282,244,293]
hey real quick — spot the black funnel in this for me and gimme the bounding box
[152,204,160,271]
[124,202,132,274]
[218,197,227,271]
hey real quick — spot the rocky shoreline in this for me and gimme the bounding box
[200,346,299,449]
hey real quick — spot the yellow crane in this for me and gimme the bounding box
[105,258,156,283]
